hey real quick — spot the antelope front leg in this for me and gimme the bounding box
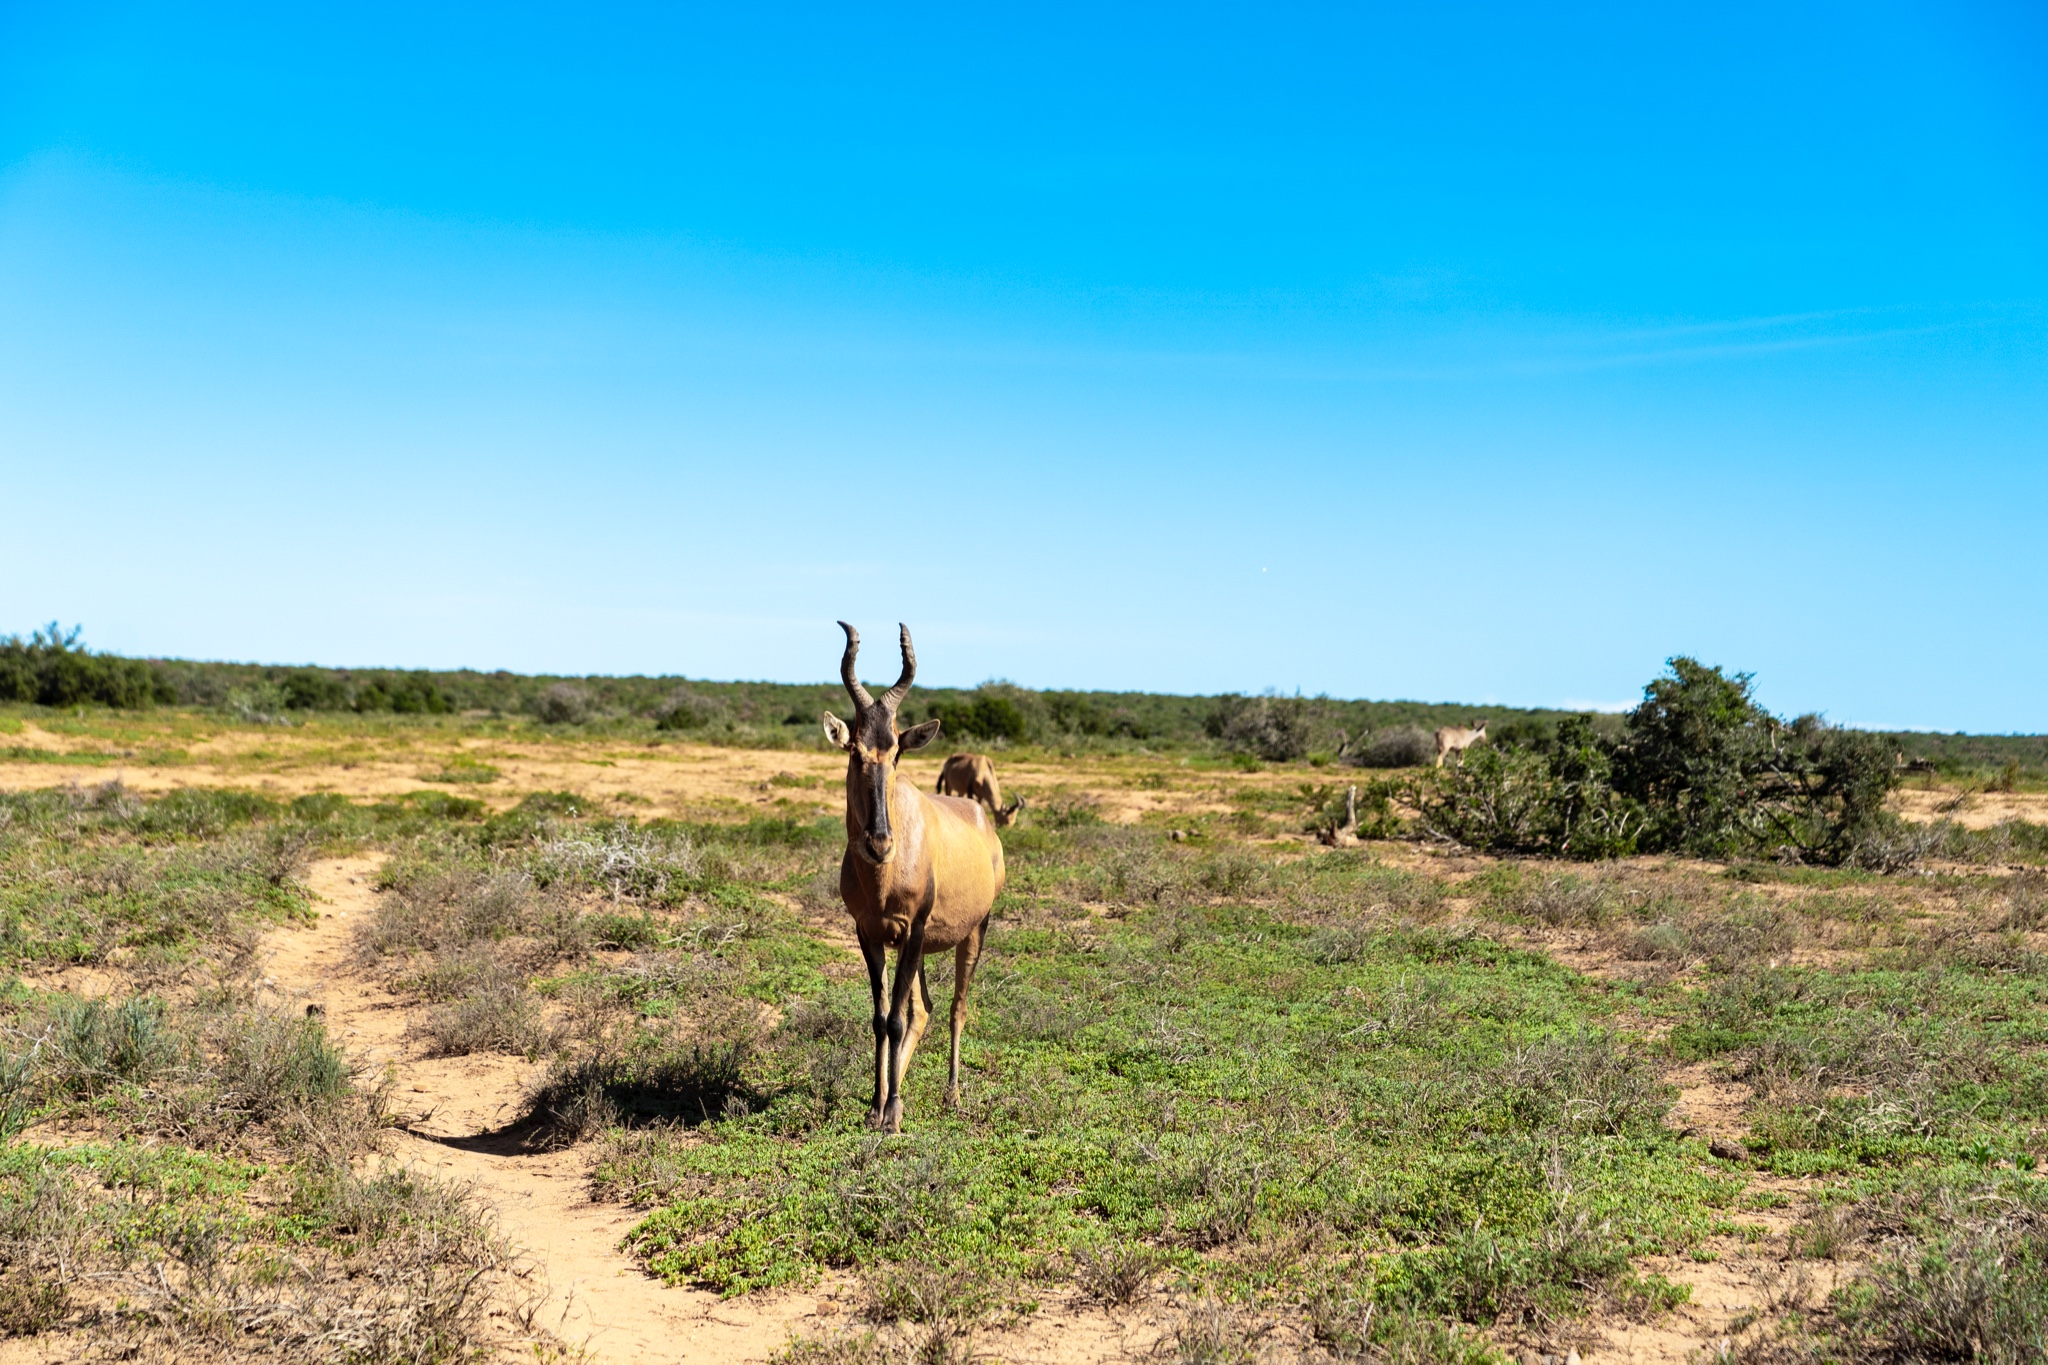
[881,922,928,1134]
[858,930,889,1126]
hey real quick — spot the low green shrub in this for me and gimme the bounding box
[531,682,593,725]
[1350,726,1436,769]
[655,688,728,731]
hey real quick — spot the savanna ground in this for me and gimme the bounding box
[3,705,2047,1364]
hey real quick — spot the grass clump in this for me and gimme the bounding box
[0,783,541,1360]
[422,756,499,784]
[1834,1175,2048,1364]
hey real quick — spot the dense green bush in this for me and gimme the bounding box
[1039,691,1154,739]
[1350,725,1436,769]
[1418,660,1902,866]
[927,693,1029,743]
[0,626,172,709]
[1206,694,1313,762]
[352,675,451,714]
[280,669,349,710]
[655,688,727,731]
[530,682,593,724]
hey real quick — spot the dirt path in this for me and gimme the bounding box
[266,858,1175,1365]
[265,857,824,1364]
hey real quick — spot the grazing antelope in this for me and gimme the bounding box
[823,622,1004,1134]
[1433,719,1489,768]
[936,753,1027,827]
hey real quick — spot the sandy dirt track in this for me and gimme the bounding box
[267,857,817,1364]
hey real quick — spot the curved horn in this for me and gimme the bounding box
[837,621,874,711]
[879,623,917,712]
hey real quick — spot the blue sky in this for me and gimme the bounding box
[1,3,2043,730]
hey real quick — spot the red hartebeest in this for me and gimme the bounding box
[823,623,1004,1133]
[936,753,1026,827]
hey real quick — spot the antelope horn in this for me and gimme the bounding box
[879,623,917,713]
[837,621,874,711]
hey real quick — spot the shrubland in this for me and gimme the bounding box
[8,624,2043,787]
[0,784,538,1360]
[4,633,2048,1360]
[0,760,2043,1360]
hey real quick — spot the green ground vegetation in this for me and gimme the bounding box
[3,723,2048,1357]
[0,784,531,1360]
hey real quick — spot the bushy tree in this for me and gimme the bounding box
[1610,658,1778,856]
[1206,694,1314,762]
[1418,659,1902,867]
[929,693,1029,743]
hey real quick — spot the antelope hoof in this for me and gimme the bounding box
[941,1084,960,1109]
[882,1098,904,1134]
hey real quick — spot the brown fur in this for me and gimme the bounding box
[823,623,1004,1133]
[1433,719,1489,767]
[935,753,1026,827]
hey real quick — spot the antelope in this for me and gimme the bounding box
[1433,719,1489,767]
[823,622,1004,1134]
[935,753,1027,827]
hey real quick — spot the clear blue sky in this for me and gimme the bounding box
[1,3,2043,730]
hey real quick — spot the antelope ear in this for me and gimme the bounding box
[897,719,942,752]
[822,712,854,750]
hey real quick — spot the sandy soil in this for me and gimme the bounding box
[1892,785,2048,829]
[0,722,1349,829]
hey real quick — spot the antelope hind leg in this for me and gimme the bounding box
[943,919,987,1107]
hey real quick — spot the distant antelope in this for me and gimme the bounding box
[823,623,1004,1134]
[936,753,1027,827]
[1433,719,1489,767]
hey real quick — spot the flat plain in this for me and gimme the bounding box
[2,705,2045,1364]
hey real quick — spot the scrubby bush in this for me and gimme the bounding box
[654,688,726,731]
[0,625,172,709]
[1349,726,1436,769]
[531,682,594,725]
[1836,1179,2048,1365]
[1207,694,1312,762]
[926,692,1028,743]
[280,669,349,710]
[351,674,451,714]
[1041,691,1153,738]
[1417,660,1902,866]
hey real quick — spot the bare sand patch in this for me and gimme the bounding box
[1892,785,2048,829]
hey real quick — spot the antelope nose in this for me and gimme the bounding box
[865,833,894,863]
